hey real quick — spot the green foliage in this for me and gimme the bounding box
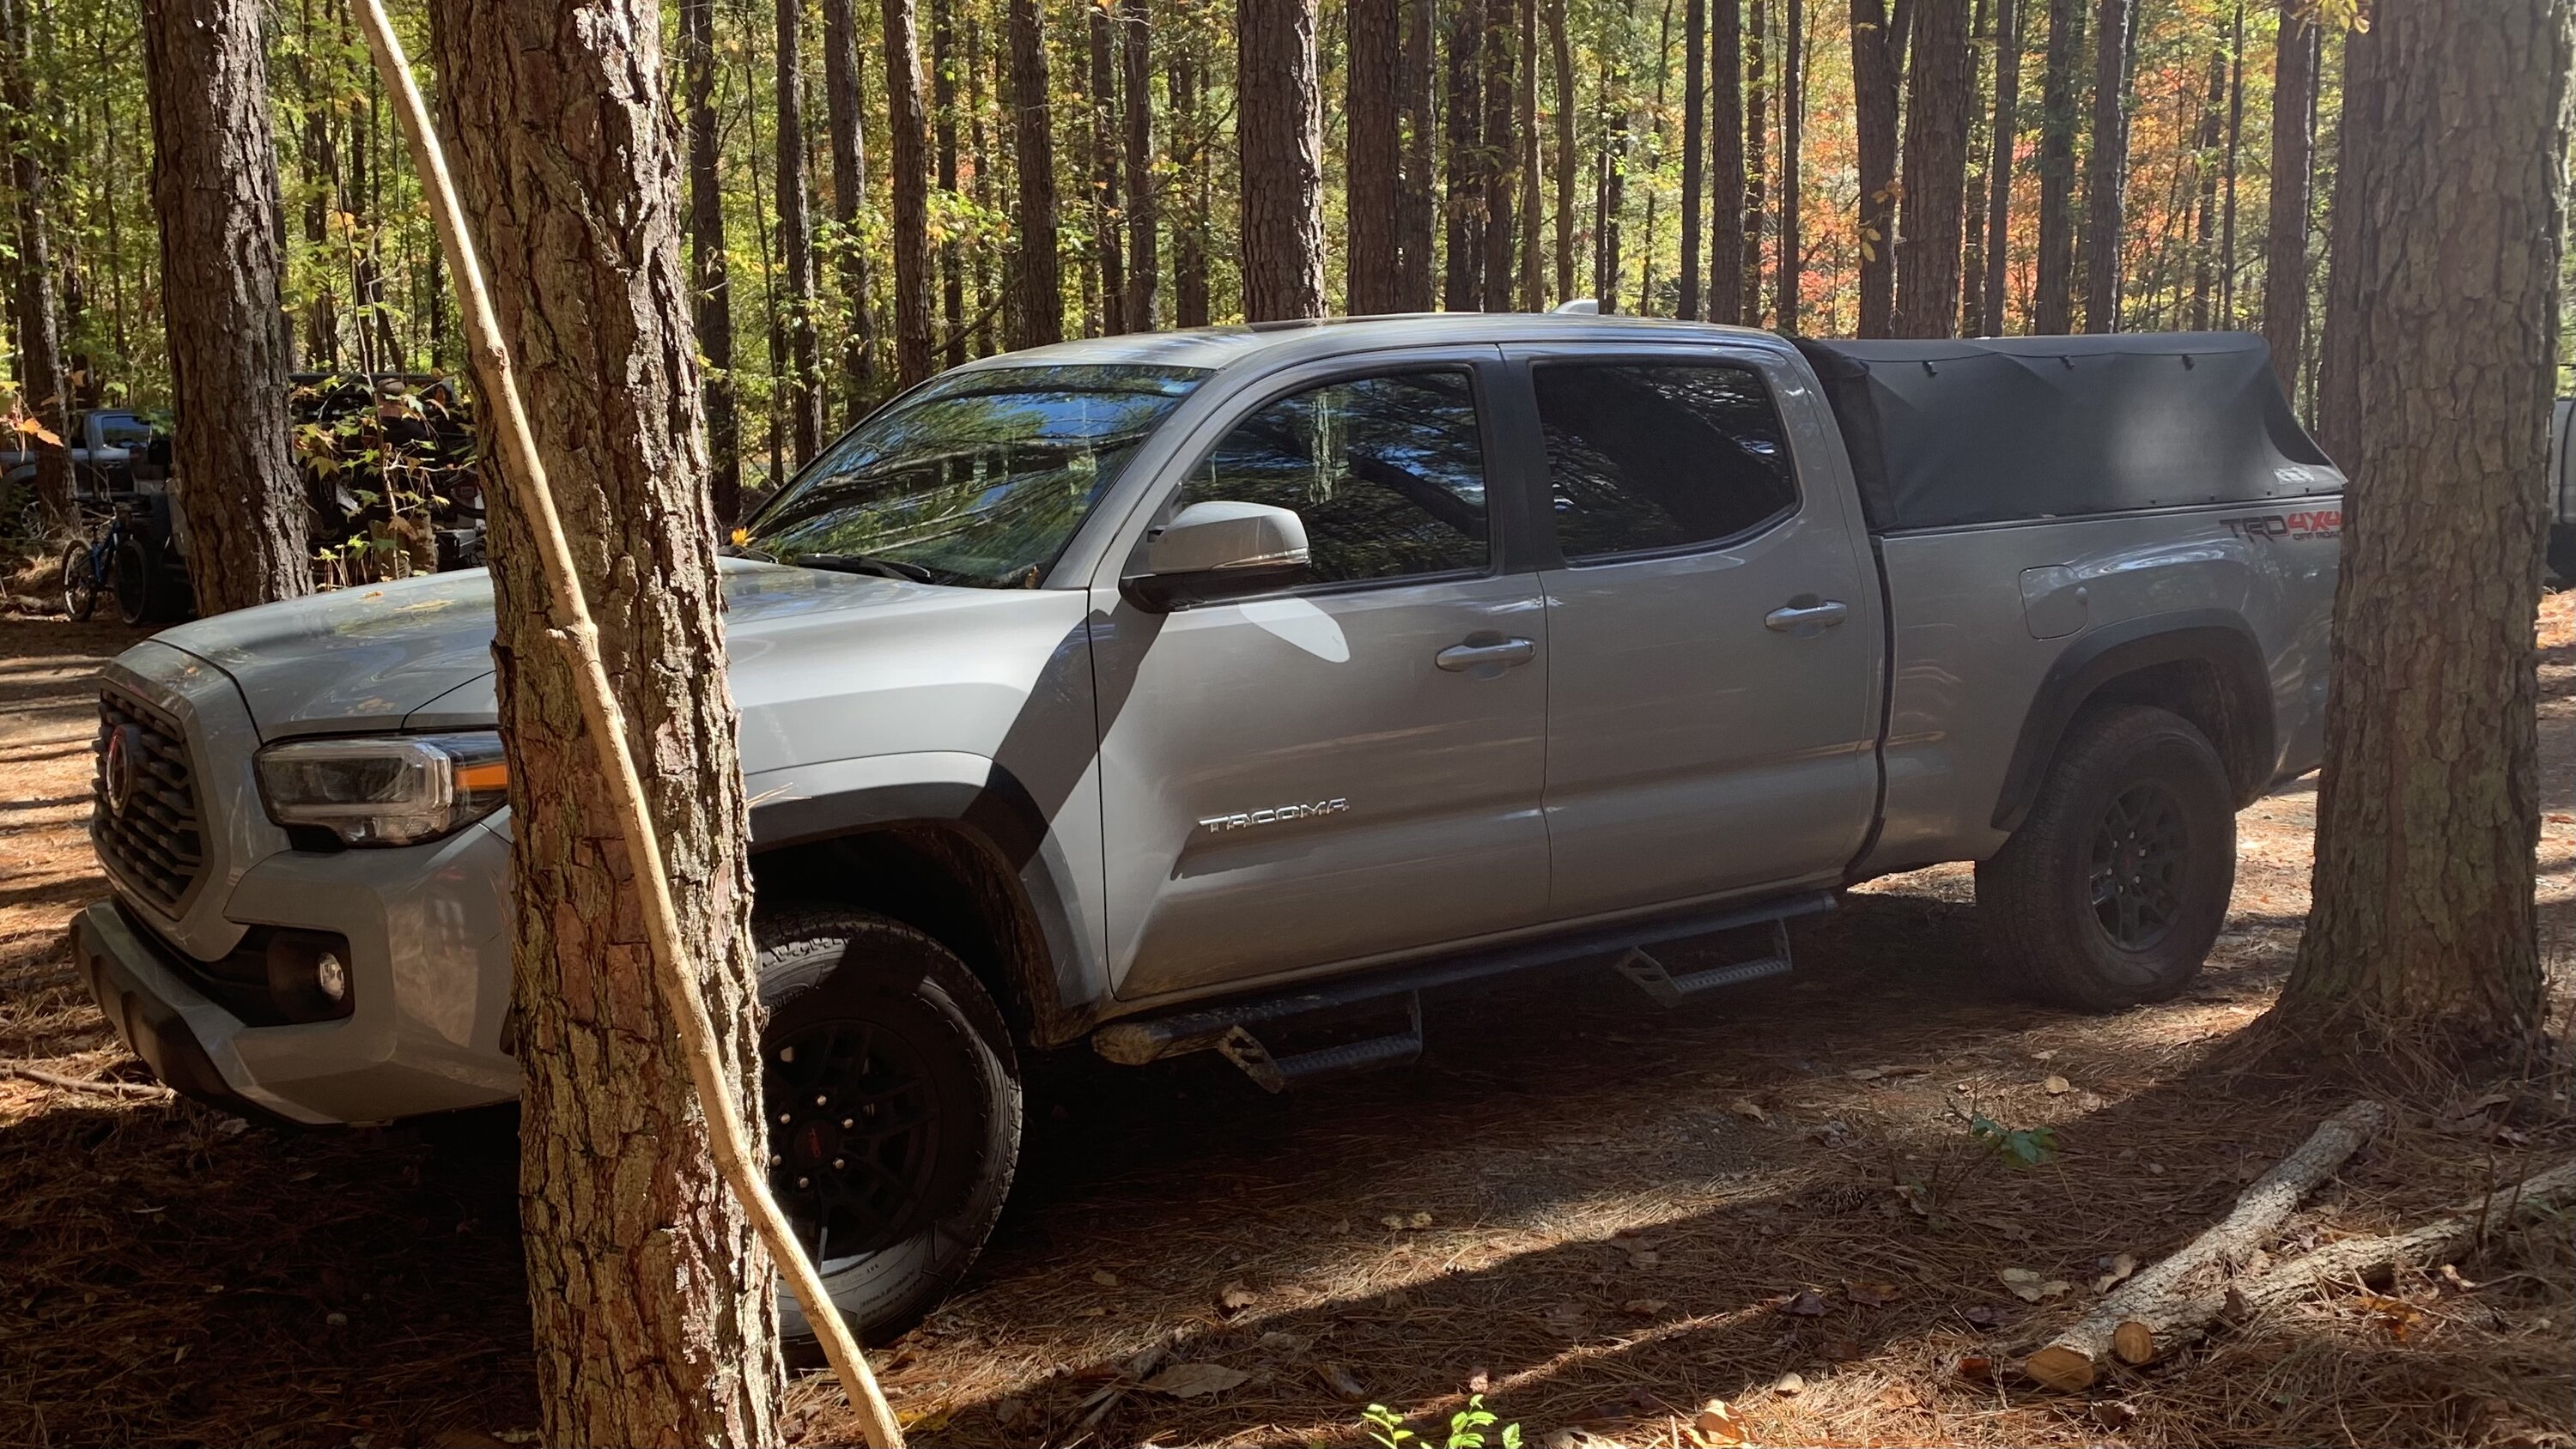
[1363,1395,1523,1449]
[1967,1112,2060,1169]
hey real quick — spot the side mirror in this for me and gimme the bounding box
[1119,500,1310,611]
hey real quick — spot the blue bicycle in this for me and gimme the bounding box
[59,500,168,626]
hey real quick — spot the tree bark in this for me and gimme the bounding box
[1679,0,1707,318]
[1237,0,1326,319]
[1349,0,1405,312]
[681,0,739,523]
[1775,0,1801,330]
[1479,0,1518,311]
[1712,0,1746,323]
[2,0,70,532]
[139,0,310,613]
[1850,0,1901,334]
[2188,45,2225,330]
[1444,0,1485,309]
[2031,0,2080,332]
[1006,0,1063,346]
[1742,0,1766,319]
[2270,0,2564,1056]
[884,0,936,383]
[1892,0,1969,337]
[775,0,823,464]
[1121,0,1157,330]
[821,0,879,419]
[1516,0,1542,308]
[1400,0,1440,307]
[933,0,968,364]
[2079,0,2129,331]
[423,0,782,1440]
[1594,45,1625,311]
[1547,0,1576,304]
[2259,0,2318,393]
[1978,0,2020,336]
[1169,41,1210,326]
[2312,16,2377,468]
[2218,0,2245,328]
[1087,3,1126,334]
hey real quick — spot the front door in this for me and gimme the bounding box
[1514,348,1882,917]
[1092,360,1552,1000]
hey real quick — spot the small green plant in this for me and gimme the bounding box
[1967,1112,2060,1169]
[1362,1394,1522,1449]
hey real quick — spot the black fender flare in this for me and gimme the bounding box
[1990,608,2275,834]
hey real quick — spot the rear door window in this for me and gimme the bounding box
[1532,362,1797,561]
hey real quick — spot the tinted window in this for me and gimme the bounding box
[1533,362,1797,560]
[1178,370,1488,585]
[747,364,1205,587]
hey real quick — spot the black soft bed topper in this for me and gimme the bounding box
[1792,331,2342,533]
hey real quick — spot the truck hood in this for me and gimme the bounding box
[155,560,963,739]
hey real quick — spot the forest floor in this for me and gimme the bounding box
[1,595,2571,1449]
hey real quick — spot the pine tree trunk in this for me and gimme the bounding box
[2080,0,2129,331]
[139,0,310,613]
[1595,45,1625,311]
[1349,0,1405,312]
[1679,0,1706,318]
[2260,0,2318,394]
[1238,0,1326,319]
[1742,0,1766,319]
[424,1,781,1440]
[1400,0,1440,307]
[933,0,968,363]
[775,0,823,464]
[966,9,1003,352]
[823,0,880,416]
[2272,0,2565,1058]
[1007,0,1064,346]
[2188,46,2223,330]
[2032,0,2080,332]
[1775,0,1801,330]
[681,0,739,522]
[1850,0,1901,333]
[1170,42,1211,325]
[1088,5,1127,334]
[1516,0,1542,307]
[2,0,70,532]
[1892,0,1969,337]
[1479,0,1517,310]
[884,0,936,382]
[1978,0,2020,336]
[1444,0,1485,308]
[1121,0,1157,330]
[1711,0,1746,323]
[1547,0,1576,302]
[2218,0,2245,327]
[2312,19,2376,468]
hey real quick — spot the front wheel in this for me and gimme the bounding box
[61,541,97,621]
[756,907,1022,1349]
[1975,705,2237,1011]
[113,534,158,627]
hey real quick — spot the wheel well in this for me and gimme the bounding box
[2081,658,2265,802]
[750,824,1066,1044]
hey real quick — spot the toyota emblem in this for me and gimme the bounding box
[103,724,142,819]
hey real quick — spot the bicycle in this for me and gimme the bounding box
[60,500,167,626]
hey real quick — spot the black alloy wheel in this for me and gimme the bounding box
[2087,780,2190,949]
[766,1017,948,1264]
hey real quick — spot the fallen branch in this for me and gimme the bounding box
[347,5,902,1446]
[2,1060,173,1097]
[2024,1100,2391,1391]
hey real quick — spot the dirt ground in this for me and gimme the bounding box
[3,597,2572,1449]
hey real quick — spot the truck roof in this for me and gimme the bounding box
[945,311,1792,376]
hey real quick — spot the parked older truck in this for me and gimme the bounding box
[70,318,2341,1343]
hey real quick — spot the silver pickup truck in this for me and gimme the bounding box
[70,317,2342,1340]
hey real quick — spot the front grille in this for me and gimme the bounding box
[93,688,206,913]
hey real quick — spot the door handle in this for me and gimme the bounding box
[1435,637,1537,671]
[1764,598,1850,634]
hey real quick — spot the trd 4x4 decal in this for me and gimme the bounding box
[2222,507,2342,542]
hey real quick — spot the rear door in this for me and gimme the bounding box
[1090,353,1554,999]
[1510,345,1882,917]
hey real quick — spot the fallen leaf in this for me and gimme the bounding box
[1728,1098,1769,1125]
[1688,1397,1748,1447]
[1380,1214,1409,1231]
[1973,1216,2033,1242]
[2032,1049,2057,1061]
[2440,1264,2482,1292]
[1962,1302,2008,1328]
[1541,1300,1589,1338]
[1467,1367,1491,1394]
[1409,1210,1435,1228]
[2093,1252,2140,1294]
[1315,1362,1367,1402]
[1877,1383,1921,1409]
[1956,1353,1994,1381]
[2091,1400,2138,1428]
[1090,1269,1120,1287]
[993,1397,1030,1426]
[1627,1249,1662,1270]
[1217,1281,1256,1314]
[2043,1075,2073,1095]
[1847,1067,1886,1081]
[1258,1330,1306,1355]
[1771,1371,1806,1397]
[1845,1279,1902,1306]
[1823,1337,1867,1361]
[1999,1268,2071,1303]
[1780,1288,1830,1316]
[1622,1298,1668,1317]
[1140,1362,1248,1399]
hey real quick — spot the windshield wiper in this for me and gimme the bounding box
[794,552,940,583]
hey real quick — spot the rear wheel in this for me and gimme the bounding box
[1976,705,2237,1011]
[756,908,1021,1349]
[113,534,157,626]
[61,540,97,621]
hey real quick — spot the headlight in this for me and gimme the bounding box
[254,732,510,846]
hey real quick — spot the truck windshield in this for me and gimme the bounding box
[743,364,1207,588]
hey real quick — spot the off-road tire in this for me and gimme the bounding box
[755,907,1021,1351]
[1975,705,2237,1011]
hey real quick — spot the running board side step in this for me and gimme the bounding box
[1616,920,1793,1006]
[1091,889,1832,1083]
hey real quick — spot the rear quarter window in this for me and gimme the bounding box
[1532,361,1798,561]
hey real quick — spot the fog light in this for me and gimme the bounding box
[263,931,356,1022]
[314,950,348,1003]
